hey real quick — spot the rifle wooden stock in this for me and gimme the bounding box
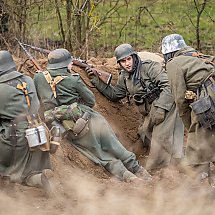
[21,43,112,85]
[95,69,112,86]
[72,59,112,85]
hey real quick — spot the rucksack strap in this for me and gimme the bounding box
[17,82,31,107]
[16,81,34,125]
[184,51,215,66]
[42,71,66,98]
[184,52,215,86]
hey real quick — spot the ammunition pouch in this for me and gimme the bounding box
[146,87,161,104]
[190,82,215,129]
[133,87,161,106]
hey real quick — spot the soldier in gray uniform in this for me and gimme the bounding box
[86,44,184,172]
[0,51,52,195]
[161,34,215,179]
[34,48,151,183]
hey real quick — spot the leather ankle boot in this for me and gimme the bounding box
[26,169,53,197]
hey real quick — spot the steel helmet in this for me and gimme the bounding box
[47,48,73,70]
[0,50,16,73]
[161,34,187,54]
[114,44,137,63]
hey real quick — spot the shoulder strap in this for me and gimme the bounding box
[17,82,31,108]
[184,52,215,66]
[16,81,34,124]
[3,77,32,114]
[42,71,66,98]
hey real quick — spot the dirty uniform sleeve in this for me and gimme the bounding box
[91,73,127,102]
[145,61,174,111]
[75,75,96,108]
[166,61,191,128]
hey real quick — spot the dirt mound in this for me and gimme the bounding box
[1,53,215,214]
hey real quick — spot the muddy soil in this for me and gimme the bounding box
[1,53,215,215]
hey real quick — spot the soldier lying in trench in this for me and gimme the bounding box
[34,48,152,183]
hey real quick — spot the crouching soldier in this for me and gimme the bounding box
[0,51,52,196]
[161,34,215,181]
[86,44,184,172]
[34,48,151,183]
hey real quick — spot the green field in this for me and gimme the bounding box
[18,0,215,56]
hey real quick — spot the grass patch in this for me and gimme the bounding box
[22,0,215,56]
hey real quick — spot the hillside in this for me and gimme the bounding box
[1,52,215,215]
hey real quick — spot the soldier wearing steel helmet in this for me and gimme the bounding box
[86,44,184,172]
[34,48,152,183]
[0,50,52,195]
[161,34,215,179]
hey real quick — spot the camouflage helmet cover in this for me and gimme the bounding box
[114,43,137,62]
[0,50,16,73]
[47,48,73,70]
[161,34,187,54]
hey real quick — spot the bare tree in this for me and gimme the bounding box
[193,0,207,50]
[54,0,65,44]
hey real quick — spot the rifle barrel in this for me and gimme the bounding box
[21,43,50,55]
[16,38,42,71]
[16,38,33,60]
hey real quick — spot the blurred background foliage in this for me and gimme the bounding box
[0,0,214,58]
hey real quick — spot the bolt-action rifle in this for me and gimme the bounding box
[20,42,112,85]
[16,38,43,71]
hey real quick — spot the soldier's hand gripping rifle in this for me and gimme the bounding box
[16,38,43,72]
[21,43,112,85]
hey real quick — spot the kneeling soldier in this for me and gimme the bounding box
[0,51,52,196]
[86,44,184,172]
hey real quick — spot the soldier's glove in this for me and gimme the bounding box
[85,67,97,78]
[153,107,166,125]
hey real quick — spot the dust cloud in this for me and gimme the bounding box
[1,54,215,214]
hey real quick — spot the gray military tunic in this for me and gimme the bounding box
[166,46,215,165]
[91,59,184,171]
[0,70,51,183]
[34,68,141,179]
